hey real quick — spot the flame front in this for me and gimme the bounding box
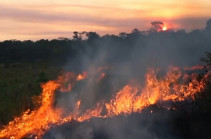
[106,67,207,116]
[0,81,61,138]
[0,66,209,138]
[0,73,77,138]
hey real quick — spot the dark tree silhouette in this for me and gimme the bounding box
[150,21,164,32]
[73,31,80,40]
[119,32,128,38]
[201,52,211,68]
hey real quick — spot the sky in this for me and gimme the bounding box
[0,0,211,41]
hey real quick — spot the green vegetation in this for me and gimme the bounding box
[0,63,61,125]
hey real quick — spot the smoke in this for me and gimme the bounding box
[45,19,211,139]
[44,105,186,139]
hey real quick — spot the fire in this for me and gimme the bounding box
[0,72,83,138]
[0,66,210,138]
[106,67,208,116]
[77,71,87,81]
[77,103,104,122]
[0,81,62,138]
[106,85,139,116]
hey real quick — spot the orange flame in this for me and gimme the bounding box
[107,67,208,116]
[77,72,87,81]
[0,73,78,138]
[0,67,210,138]
[0,81,62,138]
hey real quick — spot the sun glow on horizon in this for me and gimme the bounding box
[162,26,167,31]
[0,0,211,40]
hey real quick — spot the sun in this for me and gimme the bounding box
[162,26,167,31]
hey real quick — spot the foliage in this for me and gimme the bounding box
[0,63,60,125]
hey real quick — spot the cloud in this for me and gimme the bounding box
[0,3,210,40]
[0,5,144,27]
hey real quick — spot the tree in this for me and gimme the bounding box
[73,31,80,40]
[86,32,100,41]
[150,21,164,32]
[119,32,128,39]
[201,52,211,68]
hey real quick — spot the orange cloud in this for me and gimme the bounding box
[0,0,211,40]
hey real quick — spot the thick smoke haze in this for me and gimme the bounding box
[40,19,211,139]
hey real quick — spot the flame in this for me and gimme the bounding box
[0,72,81,138]
[77,103,104,122]
[106,85,139,116]
[0,81,62,138]
[77,71,87,81]
[107,67,208,116]
[0,66,210,138]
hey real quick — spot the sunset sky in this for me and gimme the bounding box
[0,0,211,41]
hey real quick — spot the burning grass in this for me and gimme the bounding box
[0,66,210,138]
